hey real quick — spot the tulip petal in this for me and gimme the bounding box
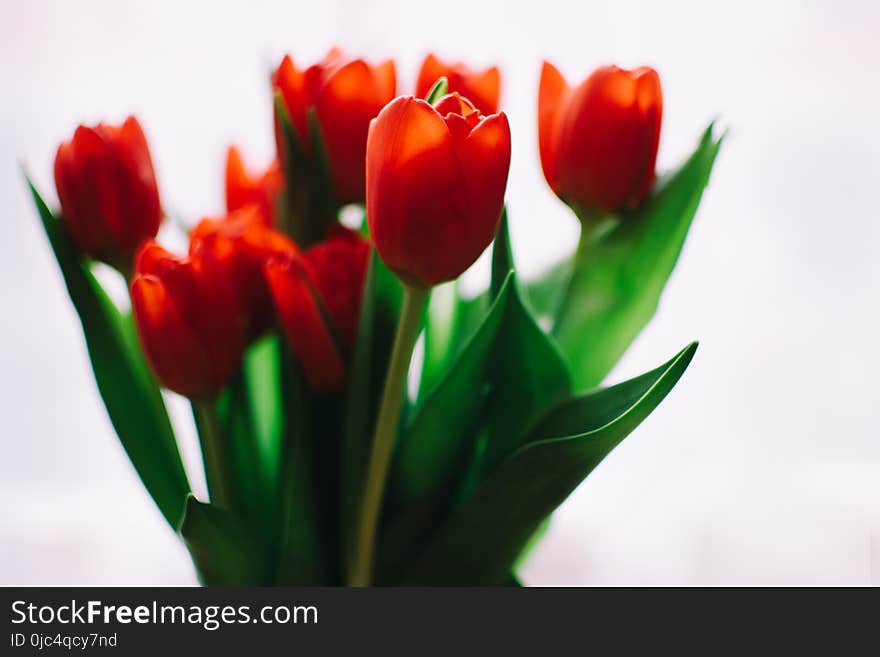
[265,257,346,391]
[457,112,512,272]
[373,59,397,103]
[415,53,446,99]
[131,275,214,397]
[538,61,570,196]
[315,59,389,203]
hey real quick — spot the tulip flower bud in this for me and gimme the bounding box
[190,206,300,341]
[416,53,501,114]
[539,62,662,217]
[302,226,370,347]
[225,145,284,227]
[273,48,396,205]
[130,241,243,398]
[264,227,369,391]
[366,93,511,288]
[53,116,162,269]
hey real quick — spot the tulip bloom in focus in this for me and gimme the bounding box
[225,146,284,227]
[366,93,511,288]
[416,53,501,114]
[539,62,662,216]
[265,227,369,391]
[54,116,161,267]
[190,206,300,340]
[130,241,243,398]
[273,49,396,204]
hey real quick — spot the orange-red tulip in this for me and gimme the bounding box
[225,145,283,227]
[366,93,511,287]
[190,206,300,340]
[539,62,662,216]
[130,241,242,398]
[273,48,396,204]
[54,116,161,267]
[415,53,501,114]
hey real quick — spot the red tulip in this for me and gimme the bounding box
[130,241,243,398]
[190,206,300,340]
[539,62,662,215]
[264,252,346,391]
[366,93,511,287]
[264,226,369,391]
[273,48,396,204]
[225,145,283,227]
[303,226,370,347]
[54,116,161,267]
[415,53,501,114]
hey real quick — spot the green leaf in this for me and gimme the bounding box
[242,334,284,496]
[523,259,571,320]
[553,124,723,389]
[482,236,572,474]
[275,353,326,585]
[418,280,458,398]
[424,76,449,103]
[402,342,698,585]
[340,249,403,574]
[393,273,513,507]
[179,495,270,586]
[27,178,190,529]
[273,94,338,246]
[208,335,284,532]
[490,208,514,300]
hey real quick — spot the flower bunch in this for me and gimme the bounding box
[28,48,721,585]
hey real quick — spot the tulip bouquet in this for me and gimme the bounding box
[26,51,721,586]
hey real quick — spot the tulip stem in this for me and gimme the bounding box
[192,400,234,510]
[350,284,428,586]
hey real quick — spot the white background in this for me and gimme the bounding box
[1,0,878,585]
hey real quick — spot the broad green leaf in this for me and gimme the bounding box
[243,334,283,498]
[340,249,402,574]
[275,353,325,585]
[403,342,698,585]
[392,273,513,507]
[28,179,190,529]
[482,238,572,475]
[179,495,270,586]
[207,335,284,533]
[523,259,571,320]
[553,124,722,389]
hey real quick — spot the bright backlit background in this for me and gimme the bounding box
[2,0,879,585]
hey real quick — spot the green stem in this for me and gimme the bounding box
[192,400,234,509]
[349,284,428,586]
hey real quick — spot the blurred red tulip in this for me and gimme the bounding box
[130,241,243,398]
[539,62,662,215]
[303,226,370,347]
[273,48,396,204]
[264,226,369,391]
[190,206,300,340]
[366,93,511,287]
[415,53,501,114]
[54,116,161,268]
[225,145,283,227]
[265,253,346,391]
